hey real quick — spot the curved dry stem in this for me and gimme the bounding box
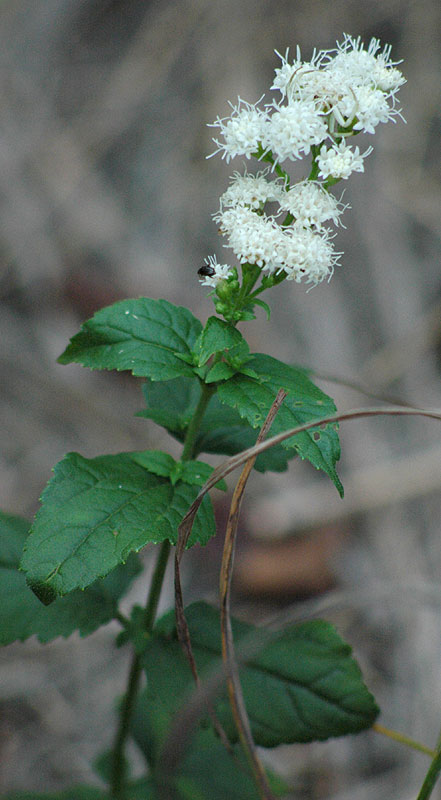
[220,389,286,800]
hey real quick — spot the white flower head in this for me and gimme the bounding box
[215,204,340,286]
[278,226,341,285]
[198,255,233,288]
[351,85,401,133]
[271,47,328,98]
[277,180,348,229]
[331,34,406,93]
[219,168,284,211]
[207,98,267,163]
[216,206,284,269]
[317,141,373,180]
[263,100,328,164]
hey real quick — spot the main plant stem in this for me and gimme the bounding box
[416,750,441,800]
[110,538,171,799]
[109,379,213,798]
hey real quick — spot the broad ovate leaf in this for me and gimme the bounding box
[58,298,202,380]
[0,510,141,643]
[132,691,289,799]
[142,602,379,747]
[21,454,215,603]
[217,353,343,495]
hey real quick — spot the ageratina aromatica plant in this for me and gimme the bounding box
[3,33,441,800]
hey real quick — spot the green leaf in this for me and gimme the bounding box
[196,317,248,367]
[204,361,235,383]
[2,788,107,800]
[128,451,226,490]
[3,775,155,799]
[139,377,296,473]
[128,450,177,478]
[58,298,202,380]
[217,353,343,496]
[178,461,226,491]
[132,692,289,799]
[20,454,215,601]
[0,511,141,645]
[253,297,271,320]
[116,604,151,654]
[3,787,157,800]
[142,602,379,748]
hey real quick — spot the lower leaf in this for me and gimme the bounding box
[141,602,379,748]
[20,454,215,602]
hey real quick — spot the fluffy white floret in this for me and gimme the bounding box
[198,255,233,287]
[263,100,328,163]
[215,205,340,285]
[219,169,284,210]
[277,180,347,228]
[331,34,406,93]
[207,98,267,163]
[317,142,373,180]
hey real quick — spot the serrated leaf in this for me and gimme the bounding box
[137,376,201,433]
[142,602,379,748]
[179,461,226,491]
[139,377,296,473]
[0,511,141,645]
[197,317,248,367]
[204,361,235,383]
[132,693,288,799]
[128,451,226,490]
[217,353,343,496]
[20,454,215,601]
[58,298,202,380]
[128,450,176,478]
[2,788,107,800]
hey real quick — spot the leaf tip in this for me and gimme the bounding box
[27,579,58,606]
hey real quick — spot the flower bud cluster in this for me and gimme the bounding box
[202,34,405,291]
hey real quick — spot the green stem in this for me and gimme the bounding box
[110,538,171,799]
[110,653,142,799]
[416,750,441,800]
[110,360,215,798]
[114,611,130,628]
[180,381,215,462]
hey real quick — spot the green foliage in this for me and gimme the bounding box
[129,450,226,490]
[20,454,216,603]
[0,511,141,644]
[139,376,298,473]
[2,789,107,800]
[140,602,379,748]
[2,783,158,800]
[196,316,249,367]
[217,353,344,495]
[58,298,202,380]
[132,692,289,799]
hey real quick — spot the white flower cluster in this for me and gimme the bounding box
[202,35,404,288]
[214,172,342,284]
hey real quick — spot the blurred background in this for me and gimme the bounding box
[0,0,440,797]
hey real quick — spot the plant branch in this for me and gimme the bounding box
[110,538,171,799]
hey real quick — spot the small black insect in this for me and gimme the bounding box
[197,265,216,277]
